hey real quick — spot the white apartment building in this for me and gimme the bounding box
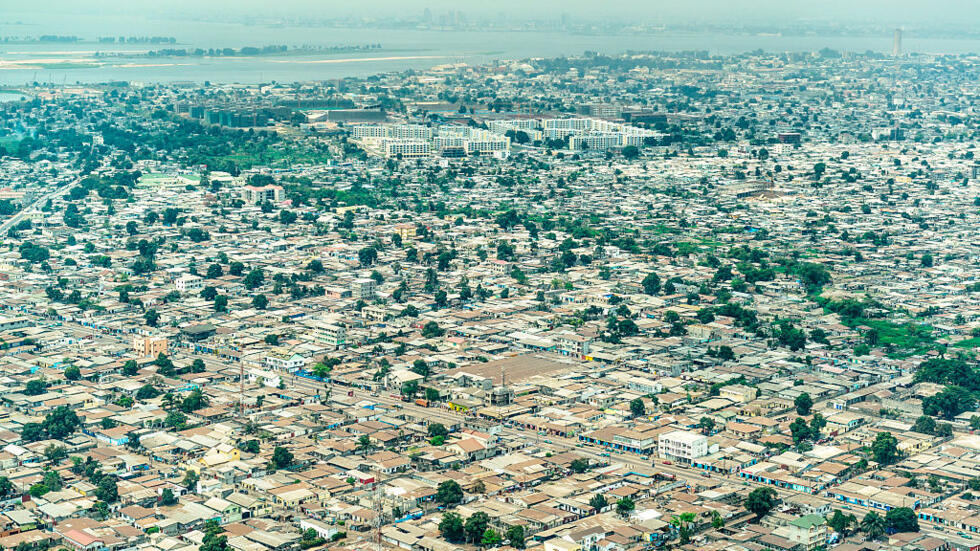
[175,274,203,293]
[569,133,623,151]
[350,278,377,300]
[248,368,282,388]
[240,184,285,204]
[350,124,432,140]
[383,140,431,159]
[263,350,306,372]
[658,430,708,463]
[311,320,346,348]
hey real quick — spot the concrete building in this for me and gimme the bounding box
[775,514,827,551]
[133,336,168,357]
[658,430,708,463]
[241,184,285,204]
[351,278,377,300]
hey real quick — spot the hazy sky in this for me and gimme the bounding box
[6,0,980,26]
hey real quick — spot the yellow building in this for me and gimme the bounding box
[133,336,168,357]
[198,444,241,468]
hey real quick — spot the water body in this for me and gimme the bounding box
[0,91,27,102]
[1,13,979,84]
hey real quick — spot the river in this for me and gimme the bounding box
[1,13,979,84]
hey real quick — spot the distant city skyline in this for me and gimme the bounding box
[5,0,980,27]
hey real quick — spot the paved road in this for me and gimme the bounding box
[0,180,74,235]
[285,376,969,544]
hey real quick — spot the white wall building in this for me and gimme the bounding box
[658,430,708,463]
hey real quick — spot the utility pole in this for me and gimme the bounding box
[374,476,384,551]
[239,359,245,416]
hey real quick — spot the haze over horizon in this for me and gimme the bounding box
[4,0,980,28]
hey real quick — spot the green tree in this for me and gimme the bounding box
[481,528,502,547]
[358,246,378,266]
[794,392,813,415]
[428,423,448,439]
[505,525,525,549]
[21,423,46,442]
[243,268,265,290]
[155,353,175,376]
[828,510,857,536]
[64,365,81,381]
[95,476,118,503]
[421,321,444,338]
[43,406,80,439]
[872,431,900,465]
[307,259,324,273]
[44,444,67,462]
[136,384,160,400]
[464,512,491,544]
[616,497,635,517]
[24,379,47,396]
[164,410,187,429]
[400,380,419,399]
[775,321,807,351]
[885,507,919,533]
[711,510,725,529]
[144,309,160,327]
[179,389,210,413]
[312,362,331,379]
[790,417,812,445]
[122,359,139,376]
[570,458,590,473]
[589,494,608,512]
[271,446,294,470]
[0,477,14,498]
[641,272,661,295]
[183,470,199,492]
[860,511,886,540]
[436,480,463,506]
[922,385,975,419]
[745,487,778,520]
[411,359,430,378]
[200,533,229,551]
[356,435,373,452]
[42,469,63,492]
[699,416,716,435]
[912,415,936,435]
[670,512,697,544]
[438,512,465,543]
[252,294,268,309]
[160,488,177,506]
[629,398,646,418]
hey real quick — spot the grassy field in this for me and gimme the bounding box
[844,317,937,358]
[954,337,980,349]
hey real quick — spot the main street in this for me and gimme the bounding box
[0,179,76,235]
[283,374,966,545]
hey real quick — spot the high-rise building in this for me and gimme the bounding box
[893,29,902,57]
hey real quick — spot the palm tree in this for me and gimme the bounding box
[670,512,697,544]
[161,392,178,410]
[861,511,886,541]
